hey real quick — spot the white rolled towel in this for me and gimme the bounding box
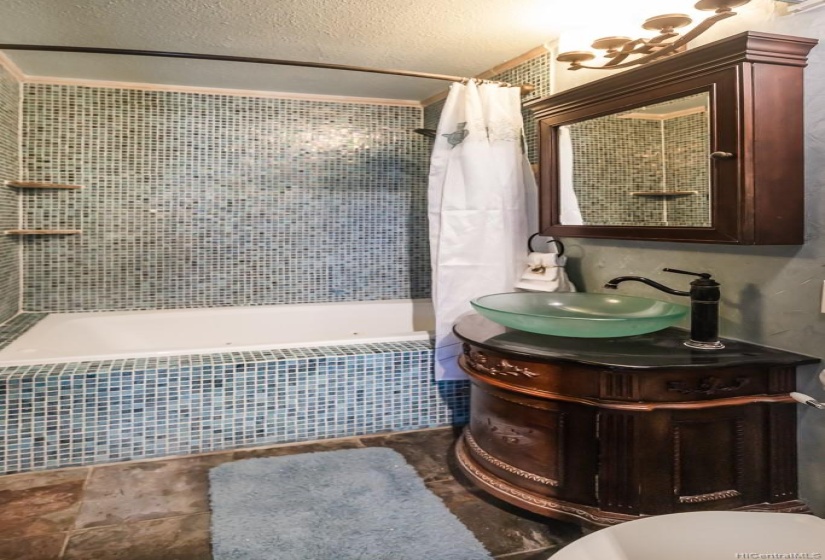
[516,252,577,292]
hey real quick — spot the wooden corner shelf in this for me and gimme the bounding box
[4,229,82,236]
[5,180,84,190]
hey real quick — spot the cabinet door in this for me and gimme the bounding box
[468,383,598,505]
[658,405,766,513]
[598,405,768,515]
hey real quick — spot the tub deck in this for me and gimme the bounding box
[0,299,434,366]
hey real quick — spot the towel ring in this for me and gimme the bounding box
[527,233,564,256]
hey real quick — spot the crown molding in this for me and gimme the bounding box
[22,75,422,107]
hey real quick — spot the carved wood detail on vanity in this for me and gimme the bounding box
[456,432,637,527]
[598,413,638,514]
[599,372,639,400]
[678,489,742,504]
[462,344,540,378]
[768,366,796,393]
[666,376,750,396]
[768,404,798,501]
[465,429,560,487]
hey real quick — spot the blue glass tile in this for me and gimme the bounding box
[0,341,469,474]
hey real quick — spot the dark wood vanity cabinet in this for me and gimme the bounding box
[453,316,818,528]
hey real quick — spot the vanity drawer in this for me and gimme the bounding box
[460,343,601,398]
[461,342,788,405]
[596,368,771,403]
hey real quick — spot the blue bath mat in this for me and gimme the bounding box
[209,447,492,560]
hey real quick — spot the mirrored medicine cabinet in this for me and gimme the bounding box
[526,31,818,245]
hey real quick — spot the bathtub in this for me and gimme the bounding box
[0,298,472,475]
[0,299,435,366]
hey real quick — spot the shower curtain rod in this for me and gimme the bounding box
[0,44,536,96]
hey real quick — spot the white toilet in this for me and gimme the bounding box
[550,511,825,560]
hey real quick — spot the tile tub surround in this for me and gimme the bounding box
[20,84,431,312]
[0,340,470,475]
[0,62,20,324]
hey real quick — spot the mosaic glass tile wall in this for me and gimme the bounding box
[568,117,666,226]
[20,85,431,312]
[0,64,19,323]
[423,98,445,131]
[567,96,711,227]
[664,112,711,227]
[490,51,553,164]
[0,341,469,474]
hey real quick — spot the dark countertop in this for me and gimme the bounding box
[453,313,819,370]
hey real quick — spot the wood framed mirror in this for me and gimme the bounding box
[526,32,817,245]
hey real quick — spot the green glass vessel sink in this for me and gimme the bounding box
[470,292,689,338]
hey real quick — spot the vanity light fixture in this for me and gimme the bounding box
[556,0,751,70]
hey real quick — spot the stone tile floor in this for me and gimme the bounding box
[0,427,583,559]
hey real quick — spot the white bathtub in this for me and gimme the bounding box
[0,299,435,366]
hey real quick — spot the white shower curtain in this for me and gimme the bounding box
[428,81,535,381]
[558,125,584,225]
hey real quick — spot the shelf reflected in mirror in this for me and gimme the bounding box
[558,92,710,228]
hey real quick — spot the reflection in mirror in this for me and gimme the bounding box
[559,92,710,228]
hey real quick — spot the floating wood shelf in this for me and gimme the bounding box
[4,229,82,236]
[5,180,84,190]
[630,190,698,197]
[413,128,437,138]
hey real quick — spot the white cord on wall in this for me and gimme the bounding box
[788,369,825,409]
[791,392,825,410]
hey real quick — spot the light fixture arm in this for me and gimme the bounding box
[560,2,746,71]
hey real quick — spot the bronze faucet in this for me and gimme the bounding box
[605,268,723,349]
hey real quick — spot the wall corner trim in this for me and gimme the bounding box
[0,52,26,83]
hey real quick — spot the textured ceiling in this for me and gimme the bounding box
[0,0,566,101]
